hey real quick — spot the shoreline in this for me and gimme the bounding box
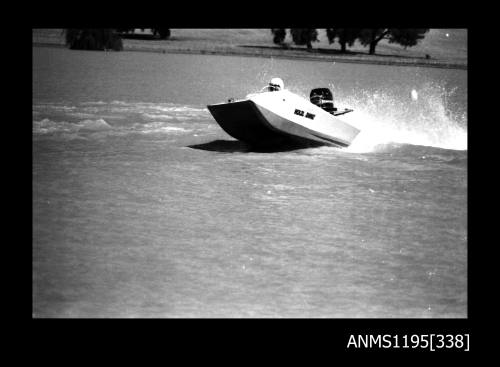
[33,42,467,71]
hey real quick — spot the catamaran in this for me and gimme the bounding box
[207,78,360,149]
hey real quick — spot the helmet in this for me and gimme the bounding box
[269,77,284,91]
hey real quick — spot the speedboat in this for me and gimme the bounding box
[207,79,360,149]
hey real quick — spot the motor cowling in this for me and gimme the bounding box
[310,88,337,114]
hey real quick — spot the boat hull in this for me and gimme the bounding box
[207,91,360,149]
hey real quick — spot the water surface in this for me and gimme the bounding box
[33,47,467,317]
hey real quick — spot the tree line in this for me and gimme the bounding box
[64,28,171,51]
[63,28,429,55]
[271,28,430,55]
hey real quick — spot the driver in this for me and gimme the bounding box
[268,77,284,92]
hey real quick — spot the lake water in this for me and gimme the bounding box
[32,46,467,318]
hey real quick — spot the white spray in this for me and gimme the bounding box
[335,82,467,153]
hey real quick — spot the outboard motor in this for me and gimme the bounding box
[310,88,337,114]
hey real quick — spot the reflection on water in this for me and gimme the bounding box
[33,47,467,318]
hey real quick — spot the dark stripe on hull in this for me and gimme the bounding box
[309,133,349,147]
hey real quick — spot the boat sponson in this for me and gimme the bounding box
[208,100,298,147]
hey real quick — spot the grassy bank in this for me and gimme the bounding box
[33,29,467,70]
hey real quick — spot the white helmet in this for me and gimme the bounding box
[269,77,284,91]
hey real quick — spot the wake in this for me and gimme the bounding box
[338,83,467,153]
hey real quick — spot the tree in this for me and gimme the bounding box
[358,29,389,55]
[65,29,123,51]
[358,28,429,55]
[151,28,171,40]
[271,29,286,45]
[326,28,361,53]
[290,28,318,50]
[387,28,429,49]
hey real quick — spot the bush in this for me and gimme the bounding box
[65,29,123,51]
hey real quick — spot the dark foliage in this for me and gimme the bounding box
[272,28,430,55]
[65,29,123,51]
[326,28,361,53]
[388,28,429,49]
[271,29,287,45]
[151,28,171,40]
[290,29,318,49]
[358,28,429,54]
